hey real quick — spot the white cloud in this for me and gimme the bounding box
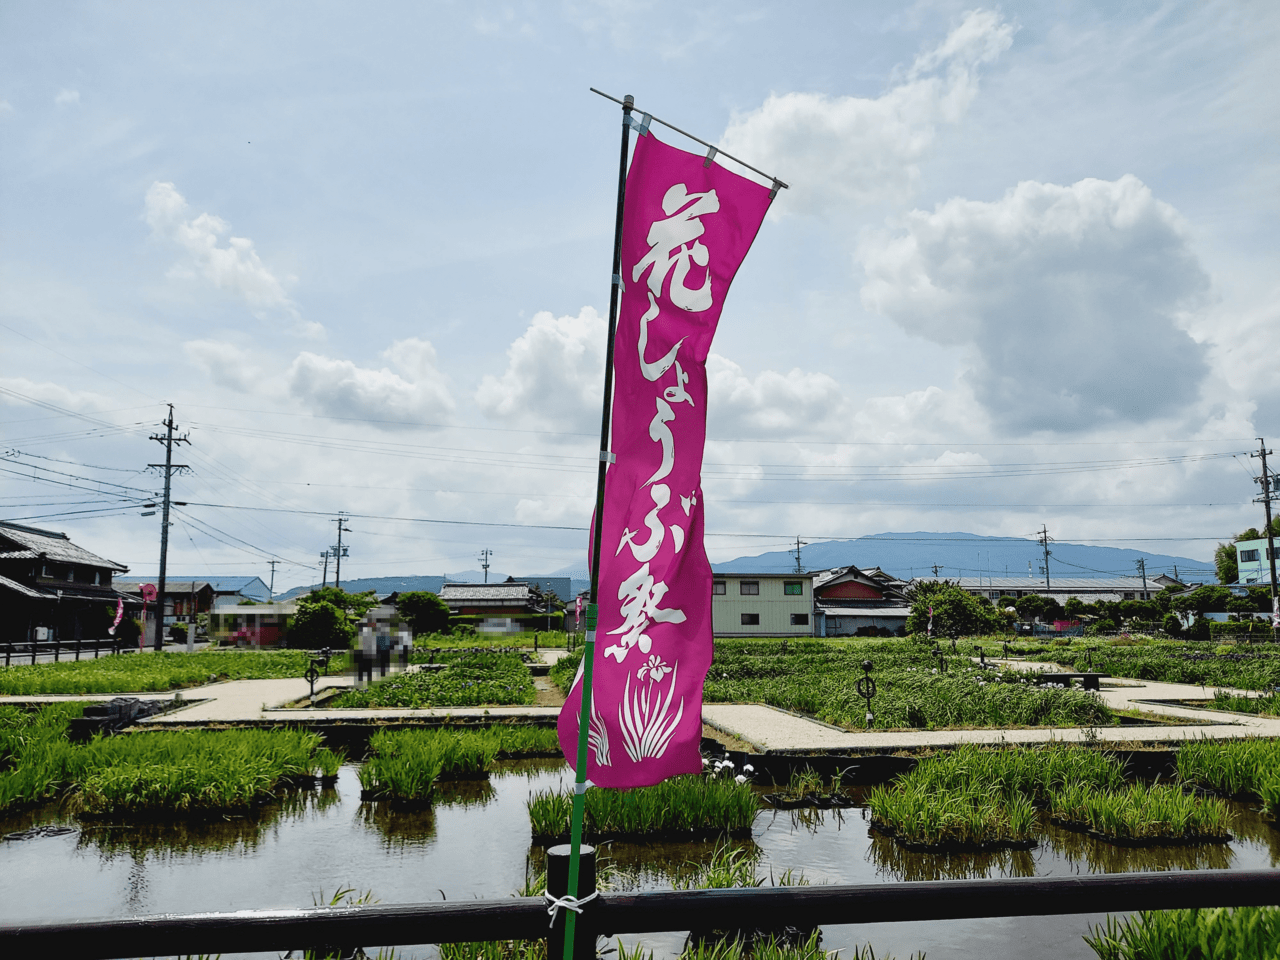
[144,181,317,335]
[286,338,454,425]
[706,354,847,435]
[182,339,265,394]
[54,89,80,106]
[859,175,1211,432]
[719,9,1013,215]
[475,307,607,431]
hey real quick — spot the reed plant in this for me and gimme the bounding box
[1177,737,1280,799]
[528,774,759,840]
[0,649,344,695]
[866,778,1037,848]
[313,747,345,778]
[901,743,1125,802]
[331,651,535,708]
[1211,690,1280,716]
[359,726,555,803]
[1048,781,1233,842]
[1085,907,1280,960]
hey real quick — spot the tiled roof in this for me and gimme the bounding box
[117,580,212,595]
[0,521,127,571]
[439,583,530,601]
[0,573,46,599]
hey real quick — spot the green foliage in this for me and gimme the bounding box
[703,640,1111,730]
[1072,643,1280,690]
[1048,781,1233,841]
[1178,738,1280,812]
[115,616,143,645]
[1163,612,1184,636]
[0,713,323,814]
[395,591,451,636]
[358,726,559,803]
[867,744,1122,848]
[0,649,337,695]
[288,600,354,650]
[1085,907,1280,960]
[528,774,758,839]
[299,586,379,617]
[1215,542,1240,584]
[549,649,584,695]
[905,584,1009,638]
[331,650,535,708]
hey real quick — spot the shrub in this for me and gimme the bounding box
[396,591,451,636]
[288,600,354,650]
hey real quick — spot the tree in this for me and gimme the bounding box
[302,586,378,617]
[1215,542,1239,584]
[395,591,451,636]
[905,584,1008,637]
[1162,612,1183,636]
[1015,594,1048,622]
[1063,597,1086,619]
[288,600,353,650]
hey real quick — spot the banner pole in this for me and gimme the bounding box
[563,91,634,960]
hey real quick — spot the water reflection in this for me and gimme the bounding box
[1046,824,1235,873]
[591,838,763,891]
[358,802,438,850]
[437,780,496,809]
[1225,804,1280,867]
[868,833,1037,882]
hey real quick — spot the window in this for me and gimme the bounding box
[783,581,803,596]
[1124,593,1135,600]
[66,567,75,582]
[790,613,809,626]
[740,613,760,625]
[712,581,726,595]
[1241,549,1260,563]
[989,591,1000,599]
[740,581,759,595]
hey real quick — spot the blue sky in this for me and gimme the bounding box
[2,1,1276,590]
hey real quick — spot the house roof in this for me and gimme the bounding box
[117,580,214,595]
[117,575,269,598]
[439,582,530,602]
[910,576,1158,592]
[0,573,46,599]
[0,521,128,572]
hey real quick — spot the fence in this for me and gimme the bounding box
[2,867,1278,959]
[2,636,128,666]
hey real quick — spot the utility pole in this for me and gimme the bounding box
[1136,558,1148,599]
[333,516,351,591]
[1038,525,1052,591]
[931,564,941,578]
[479,549,493,583]
[791,536,807,574]
[1251,438,1279,640]
[320,551,330,589]
[148,405,190,651]
[268,560,278,600]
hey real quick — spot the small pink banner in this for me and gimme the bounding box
[558,131,773,788]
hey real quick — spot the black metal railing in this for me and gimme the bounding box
[2,636,127,666]
[2,868,1277,959]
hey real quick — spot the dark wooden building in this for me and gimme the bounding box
[0,521,132,645]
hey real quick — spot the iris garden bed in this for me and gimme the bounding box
[527,774,759,844]
[357,725,561,806]
[0,649,349,695]
[331,650,536,709]
[0,704,328,815]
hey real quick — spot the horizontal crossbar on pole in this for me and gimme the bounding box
[1,869,1277,959]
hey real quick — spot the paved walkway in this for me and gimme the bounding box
[7,652,1280,750]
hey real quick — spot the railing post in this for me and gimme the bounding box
[54,636,60,662]
[547,843,597,960]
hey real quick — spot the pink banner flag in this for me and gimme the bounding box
[558,131,773,789]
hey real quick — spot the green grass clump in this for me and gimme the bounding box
[331,651,535,708]
[1048,781,1233,842]
[0,710,324,815]
[0,649,344,695]
[867,778,1037,849]
[1085,907,1280,960]
[1210,690,1280,716]
[1072,644,1280,691]
[866,744,1123,849]
[549,649,584,695]
[358,726,560,804]
[1177,738,1280,807]
[528,775,759,841]
[703,639,1112,730]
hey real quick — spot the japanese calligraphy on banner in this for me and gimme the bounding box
[558,130,773,789]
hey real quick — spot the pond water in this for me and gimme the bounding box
[2,760,1277,960]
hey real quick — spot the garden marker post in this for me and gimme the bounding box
[557,88,786,960]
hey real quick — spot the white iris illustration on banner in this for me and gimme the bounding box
[637,655,672,682]
[620,661,684,763]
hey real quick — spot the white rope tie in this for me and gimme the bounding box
[543,890,599,928]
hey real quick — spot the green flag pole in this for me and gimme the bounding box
[562,92,634,960]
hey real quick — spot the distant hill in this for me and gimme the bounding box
[275,571,586,601]
[710,532,1214,582]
